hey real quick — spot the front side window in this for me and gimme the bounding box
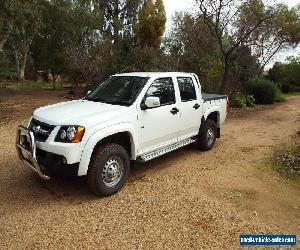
[85,76,149,106]
[145,77,176,106]
[177,77,197,102]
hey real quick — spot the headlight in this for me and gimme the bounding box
[55,126,85,143]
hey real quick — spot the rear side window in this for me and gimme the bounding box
[177,77,197,102]
[145,77,176,106]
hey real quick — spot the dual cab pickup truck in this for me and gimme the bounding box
[16,72,228,196]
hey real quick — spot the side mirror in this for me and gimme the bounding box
[87,90,91,95]
[141,96,160,110]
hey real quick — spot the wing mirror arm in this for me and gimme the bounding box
[140,102,147,110]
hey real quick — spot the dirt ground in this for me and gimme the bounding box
[0,88,299,249]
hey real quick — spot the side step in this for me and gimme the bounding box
[138,138,196,162]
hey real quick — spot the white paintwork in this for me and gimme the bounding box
[29,72,227,176]
[144,96,160,108]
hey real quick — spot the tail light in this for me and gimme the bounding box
[226,97,230,113]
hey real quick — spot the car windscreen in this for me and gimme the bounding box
[85,76,149,106]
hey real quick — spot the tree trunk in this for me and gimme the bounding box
[219,59,230,94]
[52,72,58,89]
[18,42,31,82]
[19,50,28,82]
[0,33,10,51]
[12,46,20,78]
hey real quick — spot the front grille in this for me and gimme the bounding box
[29,118,55,142]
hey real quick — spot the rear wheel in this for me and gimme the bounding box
[87,143,130,196]
[198,119,217,151]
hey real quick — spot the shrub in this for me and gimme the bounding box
[231,95,255,108]
[245,76,277,104]
[275,89,286,102]
[231,95,245,108]
[281,82,293,93]
[244,95,256,107]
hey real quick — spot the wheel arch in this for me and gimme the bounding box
[200,110,221,138]
[78,124,136,176]
[204,108,221,127]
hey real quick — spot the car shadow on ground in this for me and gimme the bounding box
[6,143,201,205]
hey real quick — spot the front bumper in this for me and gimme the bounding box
[16,125,50,180]
[16,126,80,179]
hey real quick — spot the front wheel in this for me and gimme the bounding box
[198,119,217,151]
[87,143,130,196]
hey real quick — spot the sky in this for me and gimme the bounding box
[163,0,300,67]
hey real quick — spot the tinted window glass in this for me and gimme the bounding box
[177,77,197,101]
[146,78,175,106]
[85,76,149,106]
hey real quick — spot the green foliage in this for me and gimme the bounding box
[231,95,256,108]
[31,0,102,81]
[244,95,256,107]
[269,56,300,93]
[275,89,286,102]
[245,76,277,104]
[0,49,16,79]
[164,13,222,92]
[275,4,300,45]
[134,0,166,48]
[0,0,299,92]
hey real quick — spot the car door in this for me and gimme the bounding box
[176,76,202,138]
[138,77,181,154]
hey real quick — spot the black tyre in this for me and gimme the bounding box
[87,143,130,196]
[198,119,217,151]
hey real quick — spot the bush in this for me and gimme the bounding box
[275,89,286,102]
[281,82,293,93]
[244,95,256,107]
[231,94,255,108]
[245,76,277,104]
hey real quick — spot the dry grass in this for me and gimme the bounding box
[271,133,300,184]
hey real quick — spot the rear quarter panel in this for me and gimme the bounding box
[203,98,227,126]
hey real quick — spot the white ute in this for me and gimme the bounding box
[16,72,228,196]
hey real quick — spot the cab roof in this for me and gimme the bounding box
[114,72,195,78]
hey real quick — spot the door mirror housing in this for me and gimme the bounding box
[87,90,91,95]
[141,97,160,110]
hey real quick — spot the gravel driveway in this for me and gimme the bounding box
[0,89,299,249]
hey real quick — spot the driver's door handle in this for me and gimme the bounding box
[170,107,179,115]
[193,103,200,110]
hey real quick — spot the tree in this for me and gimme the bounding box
[92,0,144,44]
[196,0,274,93]
[164,12,222,92]
[31,1,69,83]
[268,56,300,92]
[7,0,42,81]
[238,2,300,69]
[63,0,111,84]
[134,0,166,48]
[0,1,17,50]
[165,12,260,93]
[31,0,102,85]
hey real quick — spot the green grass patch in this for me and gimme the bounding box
[2,82,71,89]
[282,92,300,97]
